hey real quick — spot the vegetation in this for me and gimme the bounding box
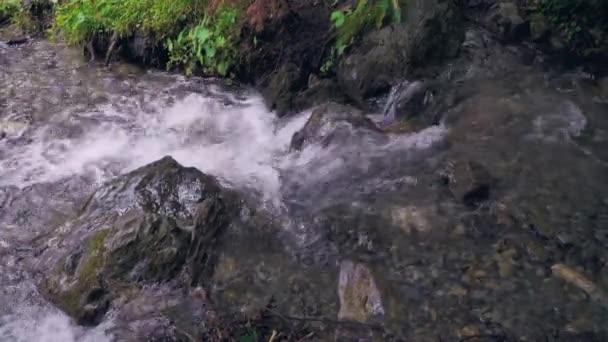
[166,6,240,76]
[6,0,404,75]
[10,0,606,77]
[1,0,56,30]
[0,0,22,23]
[54,0,205,45]
[539,0,608,42]
[53,0,243,75]
[322,0,403,73]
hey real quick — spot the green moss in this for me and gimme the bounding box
[56,229,110,316]
[80,229,109,281]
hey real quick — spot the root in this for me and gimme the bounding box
[104,31,120,66]
[85,40,95,62]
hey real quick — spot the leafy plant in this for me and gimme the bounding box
[54,0,207,45]
[321,0,403,73]
[0,0,22,23]
[1,0,58,30]
[55,0,115,44]
[539,0,608,42]
[166,6,240,76]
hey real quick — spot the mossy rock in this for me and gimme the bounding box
[39,157,230,325]
[43,230,111,326]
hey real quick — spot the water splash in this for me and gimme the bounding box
[0,307,114,342]
[0,91,310,207]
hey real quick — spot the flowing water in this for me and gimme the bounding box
[1,39,608,341]
[0,40,448,341]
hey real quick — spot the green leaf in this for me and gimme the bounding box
[331,11,345,28]
[216,35,226,47]
[205,45,216,58]
[195,27,211,43]
[336,44,346,56]
[196,47,204,64]
[217,61,228,76]
[75,12,86,26]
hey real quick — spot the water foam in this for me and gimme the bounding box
[0,80,448,341]
[0,91,310,207]
[0,307,113,342]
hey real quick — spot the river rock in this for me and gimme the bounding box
[338,261,384,323]
[389,205,432,234]
[262,62,304,116]
[290,102,384,151]
[125,30,154,63]
[383,80,441,129]
[337,0,463,106]
[484,1,529,43]
[530,13,551,43]
[440,160,494,208]
[37,157,231,325]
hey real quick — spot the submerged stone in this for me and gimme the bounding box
[338,261,384,323]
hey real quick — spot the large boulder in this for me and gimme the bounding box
[382,80,445,131]
[37,157,228,325]
[337,0,463,106]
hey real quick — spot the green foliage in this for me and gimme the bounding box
[166,6,240,77]
[113,0,206,37]
[0,0,22,23]
[55,0,206,45]
[55,0,113,44]
[539,0,608,42]
[321,0,403,73]
[57,229,109,315]
[54,0,242,76]
[1,0,57,30]
[237,329,260,342]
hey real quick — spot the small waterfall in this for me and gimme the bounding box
[381,80,427,125]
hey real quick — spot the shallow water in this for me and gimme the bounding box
[0,40,449,340]
[2,39,608,341]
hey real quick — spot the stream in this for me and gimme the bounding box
[1,39,608,341]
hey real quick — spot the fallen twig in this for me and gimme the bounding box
[268,330,278,342]
[552,263,608,308]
